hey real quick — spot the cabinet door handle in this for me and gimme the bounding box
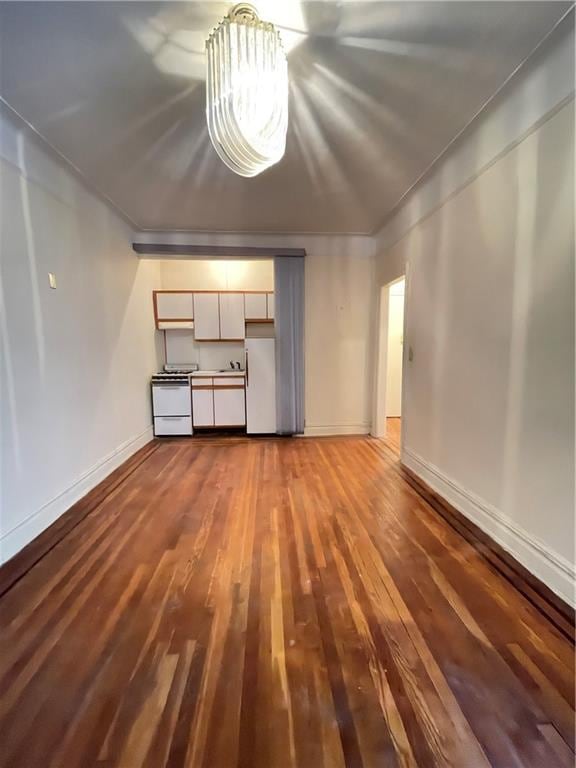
[245,351,249,387]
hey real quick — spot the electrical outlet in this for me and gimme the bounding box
[48,273,57,289]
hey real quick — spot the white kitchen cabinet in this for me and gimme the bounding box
[193,293,220,340]
[244,293,268,320]
[155,292,194,321]
[192,389,214,426]
[214,388,246,426]
[213,376,245,386]
[219,293,245,339]
[267,293,275,320]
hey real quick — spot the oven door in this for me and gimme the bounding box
[152,382,191,417]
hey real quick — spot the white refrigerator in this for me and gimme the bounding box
[245,338,276,434]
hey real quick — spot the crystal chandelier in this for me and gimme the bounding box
[206,4,288,177]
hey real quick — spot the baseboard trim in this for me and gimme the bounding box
[303,424,371,437]
[0,431,159,597]
[401,450,575,639]
[1,427,154,562]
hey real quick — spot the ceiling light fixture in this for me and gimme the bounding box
[206,3,288,177]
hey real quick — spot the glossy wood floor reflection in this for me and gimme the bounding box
[0,437,574,768]
[385,417,401,453]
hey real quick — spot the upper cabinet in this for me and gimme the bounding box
[267,293,275,320]
[219,293,245,339]
[155,292,194,321]
[193,293,220,340]
[154,290,274,338]
[244,292,268,321]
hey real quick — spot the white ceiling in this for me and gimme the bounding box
[0,1,570,234]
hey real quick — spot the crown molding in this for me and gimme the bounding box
[372,5,575,239]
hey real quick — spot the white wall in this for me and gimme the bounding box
[135,232,376,435]
[375,19,575,277]
[303,236,375,436]
[373,23,575,604]
[0,105,161,563]
[385,279,405,418]
[159,259,273,291]
[165,334,245,372]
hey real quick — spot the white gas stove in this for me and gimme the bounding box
[151,363,198,384]
[151,364,197,435]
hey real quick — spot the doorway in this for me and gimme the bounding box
[372,276,406,451]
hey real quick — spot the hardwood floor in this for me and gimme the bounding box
[385,417,401,453]
[0,436,573,767]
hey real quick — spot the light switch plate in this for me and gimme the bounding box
[48,273,57,289]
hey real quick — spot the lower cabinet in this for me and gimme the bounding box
[192,389,214,427]
[192,379,246,428]
[214,388,246,426]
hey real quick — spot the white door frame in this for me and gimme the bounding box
[371,276,406,440]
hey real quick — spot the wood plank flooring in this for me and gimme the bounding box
[385,417,401,453]
[0,436,573,768]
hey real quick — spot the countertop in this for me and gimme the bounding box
[191,370,245,377]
